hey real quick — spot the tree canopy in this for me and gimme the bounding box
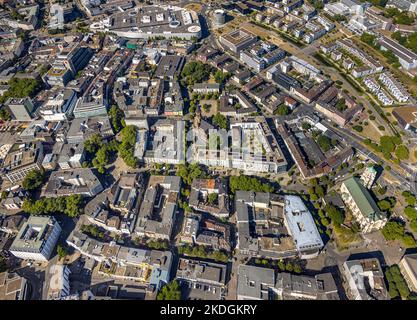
[229,175,275,194]
[385,265,410,299]
[57,244,68,259]
[275,104,290,116]
[405,206,417,220]
[324,204,344,226]
[84,135,119,173]
[22,169,45,191]
[157,280,181,300]
[0,108,11,121]
[176,163,207,186]
[178,244,229,263]
[108,105,125,133]
[22,195,84,217]
[81,224,105,240]
[119,125,138,168]
[0,78,43,104]
[316,134,332,152]
[214,70,230,85]
[212,113,228,130]
[181,61,211,86]
[395,145,409,160]
[360,32,377,47]
[382,220,416,247]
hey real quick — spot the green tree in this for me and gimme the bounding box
[108,105,125,133]
[181,61,211,86]
[317,134,332,152]
[301,122,311,131]
[394,13,414,25]
[310,193,319,201]
[229,175,274,194]
[402,233,416,248]
[22,195,83,217]
[207,193,218,204]
[57,244,68,259]
[65,194,83,217]
[395,145,409,160]
[0,77,43,104]
[81,224,105,239]
[22,169,45,191]
[176,163,207,186]
[157,280,181,300]
[277,260,285,271]
[405,195,416,206]
[275,104,290,116]
[212,113,228,130]
[324,204,344,226]
[214,70,230,84]
[385,265,411,299]
[92,144,111,173]
[405,206,417,220]
[392,31,407,45]
[293,263,302,274]
[147,239,169,250]
[388,285,399,299]
[84,134,103,154]
[378,199,392,212]
[381,221,405,241]
[315,185,325,198]
[0,108,11,120]
[360,32,377,47]
[119,126,138,168]
[410,220,417,233]
[352,125,363,132]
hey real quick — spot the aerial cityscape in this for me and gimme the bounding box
[1,0,417,303]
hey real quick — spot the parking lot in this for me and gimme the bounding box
[179,280,225,300]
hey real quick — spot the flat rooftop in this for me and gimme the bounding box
[221,29,256,46]
[284,195,323,252]
[107,5,201,35]
[10,216,58,253]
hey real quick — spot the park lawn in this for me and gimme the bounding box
[333,224,363,251]
[241,22,271,39]
[200,99,218,118]
[351,120,383,142]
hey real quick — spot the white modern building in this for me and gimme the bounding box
[324,0,365,16]
[38,89,78,121]
[379,36,417,70]
[283,195,324,259]
[378,72,409,103]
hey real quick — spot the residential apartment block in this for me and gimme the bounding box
[1,141,44,184]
